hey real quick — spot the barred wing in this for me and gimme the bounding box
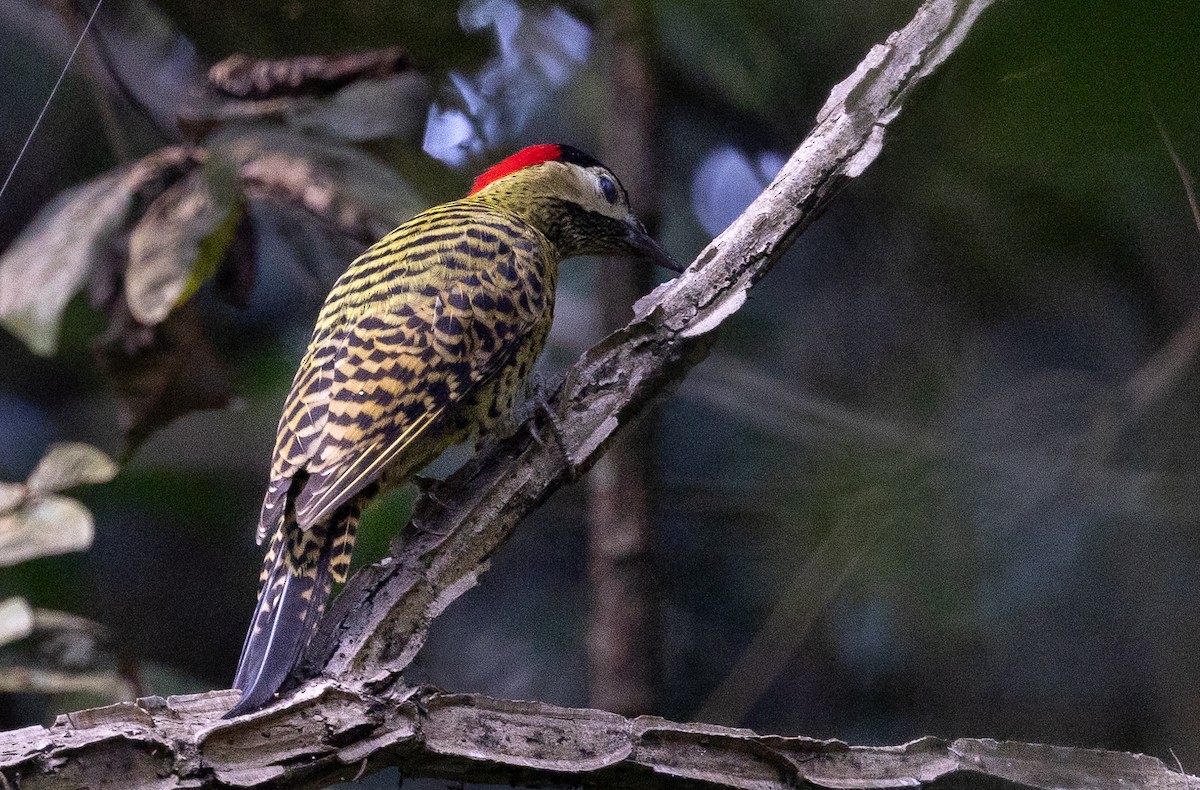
[257,223,551,539]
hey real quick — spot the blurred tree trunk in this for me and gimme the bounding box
[585,0,662,716]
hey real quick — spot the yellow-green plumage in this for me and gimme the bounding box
[271,200,559,536]
[228,144,679,717]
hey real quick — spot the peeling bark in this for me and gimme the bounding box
[308,0,1003,698]
[0,686,1193,789]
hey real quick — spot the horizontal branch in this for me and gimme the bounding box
[0,687,1192,790]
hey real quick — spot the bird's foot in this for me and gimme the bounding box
[525,374,578,481]
[410,475,453,531]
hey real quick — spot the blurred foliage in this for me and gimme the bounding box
[0,443,133,707]
[0,443,116,567]
[2,3,1200,788]
[0,5,429,450]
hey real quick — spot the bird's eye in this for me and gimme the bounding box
[598,175,619,205]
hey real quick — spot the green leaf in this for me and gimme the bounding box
[125,156,243,326]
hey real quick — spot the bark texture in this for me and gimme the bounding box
[306,0,1003,698]
[587,0,664,717]
[1,685,1194,790]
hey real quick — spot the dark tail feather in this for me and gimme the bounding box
[225,522,334,718]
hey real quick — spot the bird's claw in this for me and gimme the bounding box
[526,374,578,480]
[411,473,446,502]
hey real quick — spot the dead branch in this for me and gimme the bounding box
[306,0,1003,696]
[207,47,413,100]
[0,685,1193,790]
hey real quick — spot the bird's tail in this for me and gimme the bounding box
[225,503,360,718]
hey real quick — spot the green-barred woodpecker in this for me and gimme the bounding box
[227,144,681,717]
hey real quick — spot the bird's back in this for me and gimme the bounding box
[227,199,559,717]
[260,199,561,540]
[226,142,678,718]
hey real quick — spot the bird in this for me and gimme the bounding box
[226,143,681,717]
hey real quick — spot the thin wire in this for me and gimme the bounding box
[0,0,106,204]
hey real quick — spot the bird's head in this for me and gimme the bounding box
[466,144,683,273]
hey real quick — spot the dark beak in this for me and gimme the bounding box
[626,219,685,273]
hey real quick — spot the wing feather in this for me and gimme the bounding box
[257,215,552,538]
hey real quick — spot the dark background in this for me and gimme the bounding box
[3,0,1200,784]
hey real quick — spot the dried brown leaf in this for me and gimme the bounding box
[25,443,119,496]
[209,126,425,243]
[0,591,127,697]
[0,443,112,567]
[0,494,95,567]
[0,667,130,697]
[208,47,412,99]
[0,599,117,694]
[0,597,34,647]
[0,482,24,514]
[0,148,198,355]
[277,72,430,141]
[125,158,243,326]
[183,55,429,142]
[0,172,135,356]
[95,301,231,453]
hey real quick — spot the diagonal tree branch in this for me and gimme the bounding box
[306,0,1001,693]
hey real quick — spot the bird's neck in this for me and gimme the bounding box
[465,188,589,259]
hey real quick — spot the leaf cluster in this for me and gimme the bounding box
[0,2,431,452]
